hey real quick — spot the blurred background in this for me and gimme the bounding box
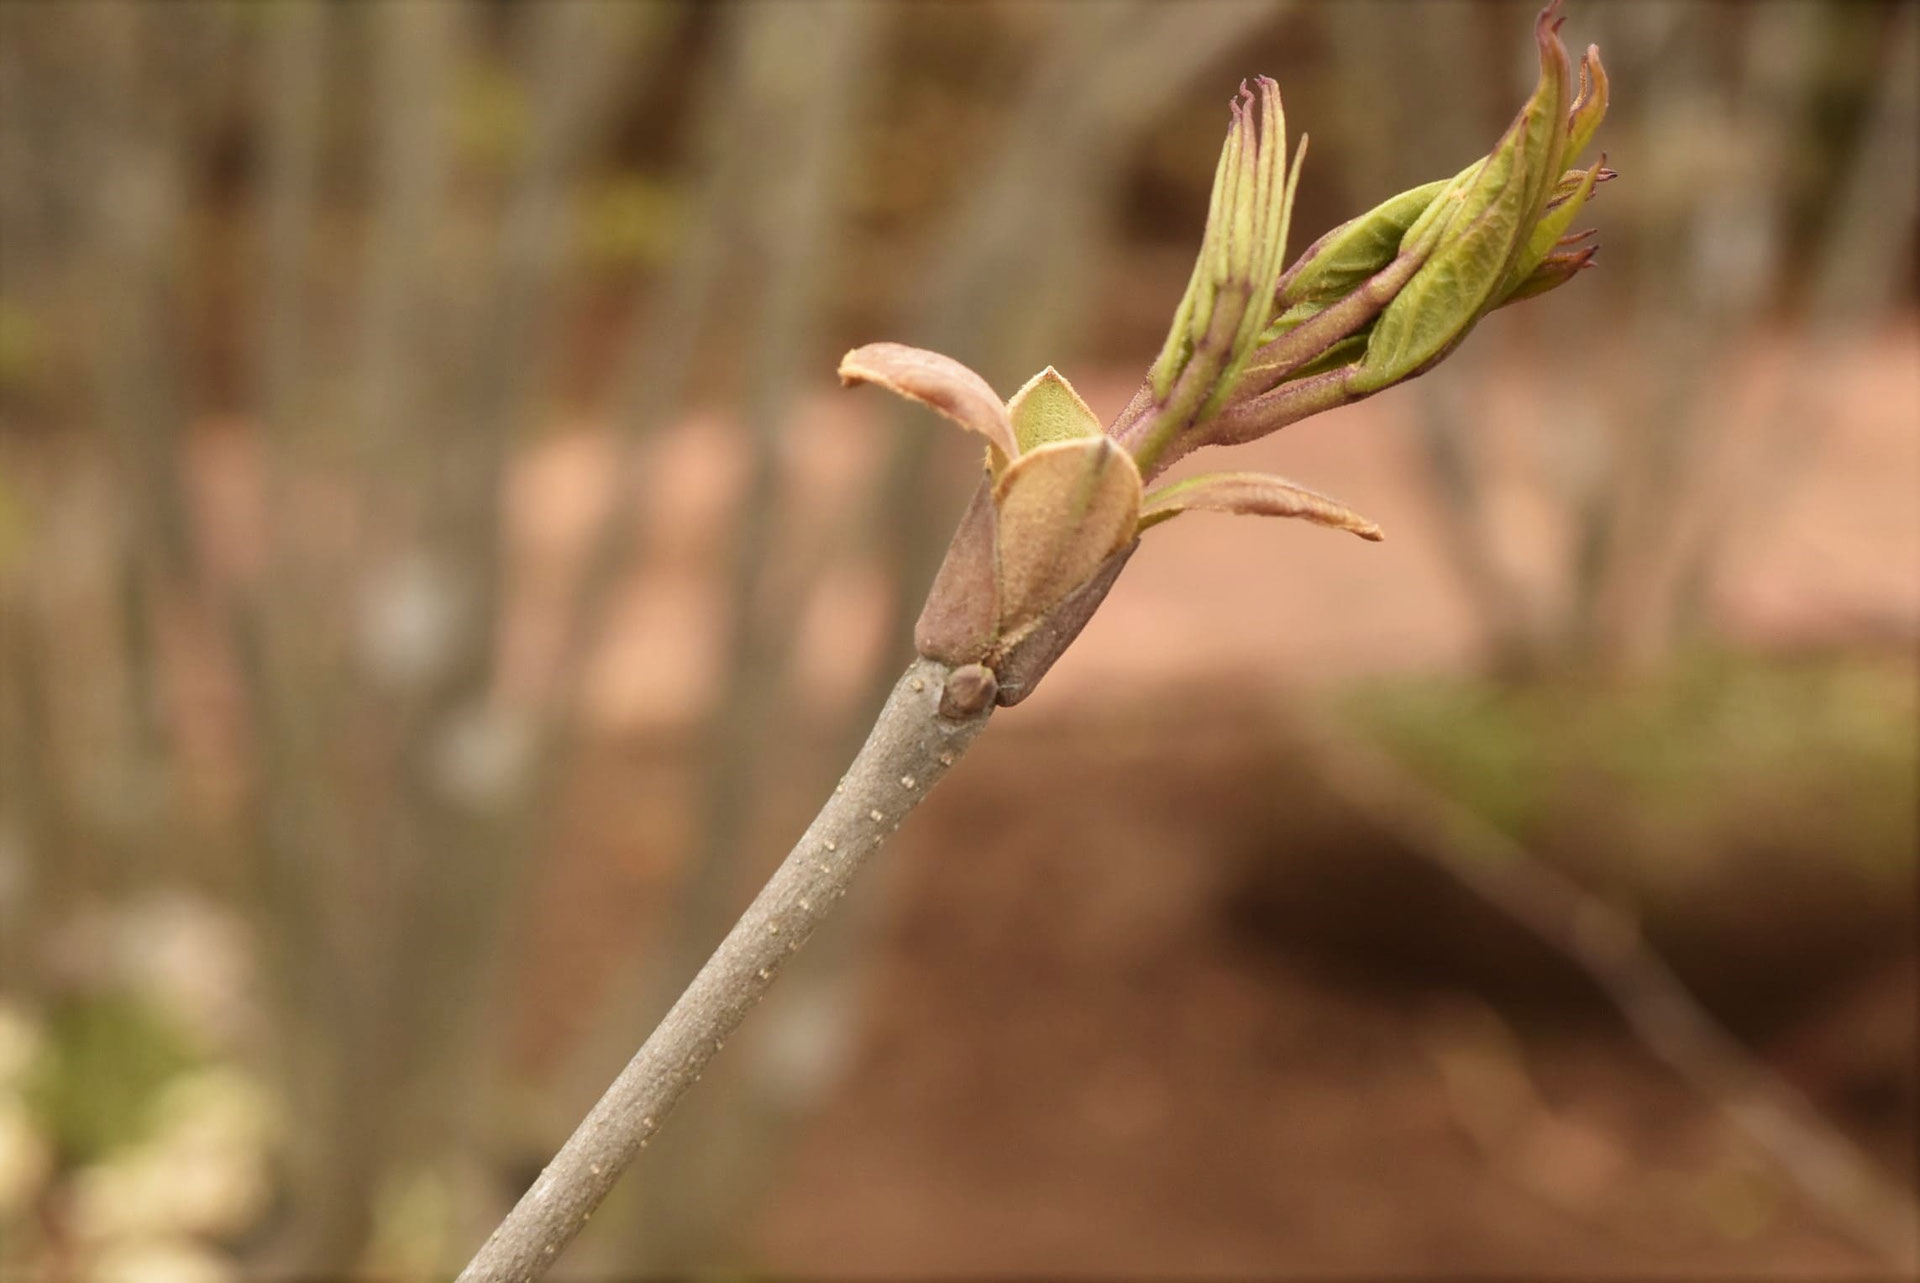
[1,1,1915,1279]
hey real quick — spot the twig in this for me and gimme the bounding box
[668,0,879,1020]
[528,5,723,766]
[454,658,995,1282]
[537,0,848,1136]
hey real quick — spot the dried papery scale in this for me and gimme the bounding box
[459,7,1612,1280]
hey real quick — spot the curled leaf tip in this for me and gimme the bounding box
[1138,470,1382,541]
[1567,41,1609,158]
[838,341,1020,465]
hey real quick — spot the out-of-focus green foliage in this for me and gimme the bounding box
[25,993,196,1165]
[1344,651,1917,881]
[577,174,685,271]
[0,303,38,394]
[454,58,535,176]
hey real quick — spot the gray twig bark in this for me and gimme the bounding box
[455,658,994,1282]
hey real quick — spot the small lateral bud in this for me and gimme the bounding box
[939,664,999,719]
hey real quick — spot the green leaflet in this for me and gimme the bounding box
[1210,116,1305,419]
[1566,42,1609,162]
[1501,155,1604,298]
[1274,177,1449,317]
[1350,149,1522,390]
[1350,7,1572,392]
[1147,77,1298,426]
[1496,241,1596,307]
[1007,367,1102,454]
[1151,105,1238,401]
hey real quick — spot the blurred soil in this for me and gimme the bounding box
[501,325,1917,1276]
[757,687,1914,1277]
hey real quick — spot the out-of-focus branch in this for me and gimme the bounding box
[350,2,457,494]
[1581,1,1812,664]
[386,0,649,1096]
[1289,706,1920,1271]
[88,4,197,592]
[426,0,651,674]
[254,8,466,1273]
[530,11,768,1196]
[667,0,880,1014]
[1798,6,1920,325]
[1412,351,1549,675]
[1667,2,1920,639]
[0,610,59,993]
[253,0,324,532]
[234,0,329,983]
[532,6,725,760]
[1322,1,1542,673]
[619,4,879,1267]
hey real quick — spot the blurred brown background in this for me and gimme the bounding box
[0,1,1915,1279]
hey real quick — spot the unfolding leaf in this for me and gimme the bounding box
[1238,242,1431,397]
[1566,42,1609,161]
[839,341,1019,465]
[1350,5,1572,392]
[1501,154,1605,298]
[1278,30,1603,333]
[1495,241,1596,307]
[1139,471,1382,540]
[1273,176,1448,315]
[1397,161,1481,257]
[1007,367,1101,454]
[1140,76,1299,464]
[993,436,1142,635]
[1280,331,1371,383]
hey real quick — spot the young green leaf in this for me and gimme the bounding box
[1273,176,1449,316]
[1500,153,1606,298]
[1349,5,1572,392]
[1007,367,1102,454]
[1133,77,1300,472]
